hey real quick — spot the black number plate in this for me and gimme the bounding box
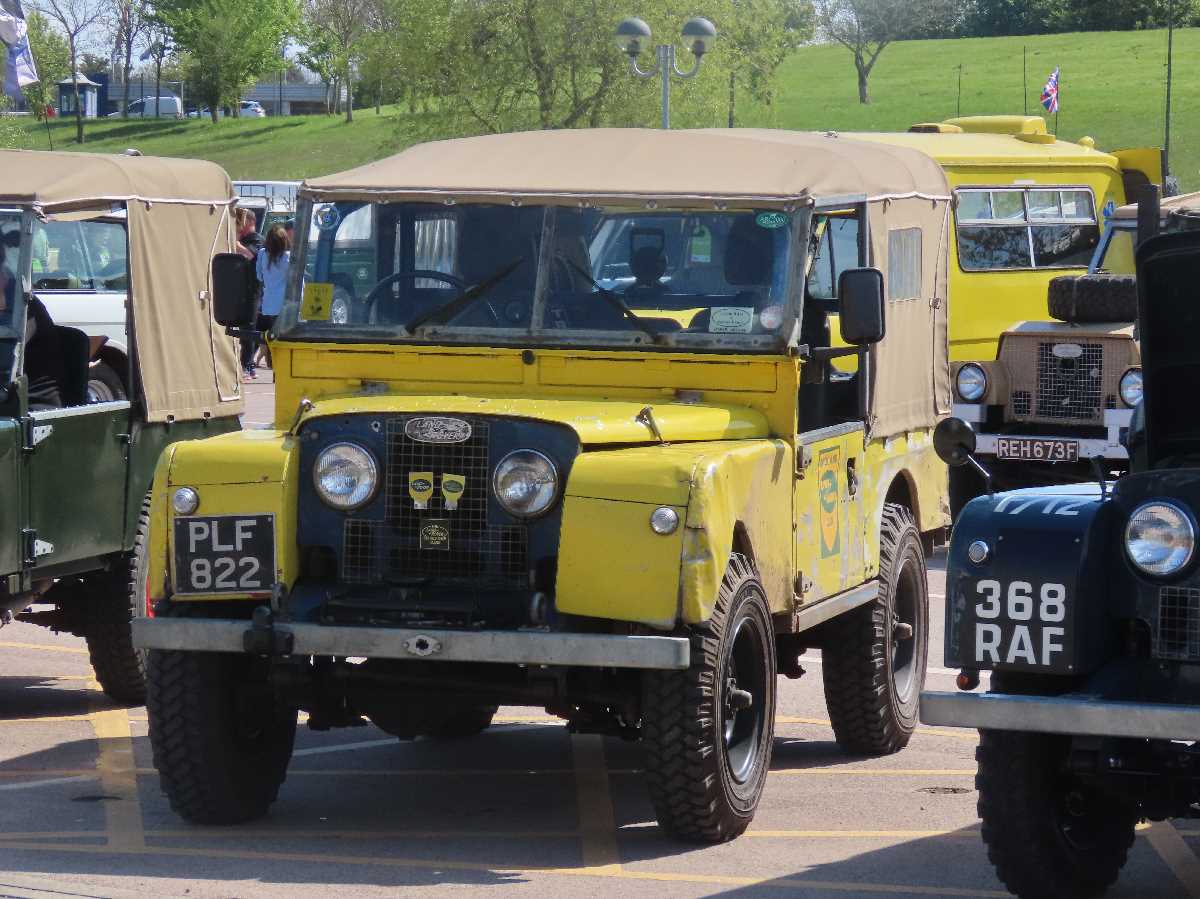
[995,437,1079,462]
[173,514,275,595]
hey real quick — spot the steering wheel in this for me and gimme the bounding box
[363,270,469,324]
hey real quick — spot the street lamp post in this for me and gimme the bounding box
[616,16,717,129]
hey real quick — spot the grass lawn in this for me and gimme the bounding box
[18,28,1198,188]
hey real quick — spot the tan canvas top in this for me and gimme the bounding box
[303,128,950,209]
[1112,190,1200,220]
[0,149,241,423]
[0,149,234,212]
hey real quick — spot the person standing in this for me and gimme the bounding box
[233,207,262,378]
[254,224,290,371]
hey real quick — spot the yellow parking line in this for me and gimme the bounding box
[0,839,1012,896]
[89,706,145,852]
[745,829,978,839]
[772,769,974,777]
[3,714,95,724]
[0,641,89,655]
[0,674,95,681]
[570,734,621,873]
[777,716,978,742]
[1146,821,1200,898]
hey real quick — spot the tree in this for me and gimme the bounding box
[108,0,148,115]
[302,0,378,122]
[721,0,812,126]
[155,0,298,122]
[32,0,106,141]
[814,0,954,103]
[22,10,70,119]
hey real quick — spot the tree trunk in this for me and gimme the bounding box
[70,43,84,143]
[344,61,353,122]
[154,59,162,117]
[122,39,134,118]
[857,64,870,104]
[728,70,736,128]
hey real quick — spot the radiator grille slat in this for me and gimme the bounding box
[341,416,527,587]
[1155,587,1200,661]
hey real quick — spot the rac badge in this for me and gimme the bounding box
[442,474,466,511]
[420,520,450,551]
[817,445,841,558]
[409,472,434,510]
[405,417,472,444]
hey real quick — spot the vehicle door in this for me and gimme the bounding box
[0,210,24,578]
[23,216,131,570]
[793,207,869,602]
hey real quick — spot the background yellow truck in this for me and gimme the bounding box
[133,128,951,843]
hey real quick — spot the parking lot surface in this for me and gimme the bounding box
[2,379,1199,898]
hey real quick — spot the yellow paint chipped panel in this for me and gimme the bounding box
[165,429,296,486]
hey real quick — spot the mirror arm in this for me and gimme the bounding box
[224,326,262,340]
[966,454,994,495]
[807,345,864,362]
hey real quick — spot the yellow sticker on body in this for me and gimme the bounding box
[817,445,841,558]
[301,282,334,321]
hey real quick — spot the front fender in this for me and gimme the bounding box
[149,430,300,602]
[555,440,792,629]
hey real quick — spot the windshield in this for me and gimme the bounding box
[278,201,805,351]
[31,219,128,292]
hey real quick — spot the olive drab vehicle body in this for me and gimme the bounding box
[0,149,243,703]
[133,128,951,839]
[922,229,1200,898]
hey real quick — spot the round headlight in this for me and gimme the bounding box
[172,487,199,515]
[493,450,558,518]
[1119,368,1143,408]
[313,442,378,511]
[1125,501,1195,577]
[956,364,987,402]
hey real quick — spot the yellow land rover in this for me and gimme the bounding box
[133,129,952,841]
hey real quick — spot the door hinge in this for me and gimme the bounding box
[796,444,813,477]
[847,457,859,497]
[20,417,52,451]
[22,530,54,565]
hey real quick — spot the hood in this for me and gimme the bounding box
[293,394,770,446]
[1136,231,1200,467]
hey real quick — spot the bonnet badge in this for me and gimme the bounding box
[405,417,472,444]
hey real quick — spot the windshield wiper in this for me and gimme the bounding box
[404,257,525,333]
[560,257,664,345]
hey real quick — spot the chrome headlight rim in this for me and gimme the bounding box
[956,363,987,402]
[312,441,379,512]
[492,449,559,519]
[1124,499,1196,578]
[1119,367,1143,408]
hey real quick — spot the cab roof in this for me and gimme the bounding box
[1113,190,1200,220]
[302,128,950,209]
[0,148,234,212]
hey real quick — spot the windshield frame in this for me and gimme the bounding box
[275,199,811,354]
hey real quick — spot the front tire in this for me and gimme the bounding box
[642,553,776,842]
[87,360,127,403]
[146,644,297,824]
[822,502,928,754]
[977,729,1137,899]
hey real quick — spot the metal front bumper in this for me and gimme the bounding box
[951,403,1132,462]
[132,617,690,670]
[921,690,1200,741]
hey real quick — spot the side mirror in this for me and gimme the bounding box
[934,417,977,467]
[211,253,256,328]
[838,268,885,346]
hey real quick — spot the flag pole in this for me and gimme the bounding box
[1023,46,1027,116]
[1165,0,1175,176]
[1055,69,1061,135]
[957,63,962,117]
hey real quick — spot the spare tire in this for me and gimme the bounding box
[1047,274,1138,323]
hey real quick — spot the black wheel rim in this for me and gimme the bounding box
[722,601,769,785]
[890,555,921,703]
[1056,780,1113,852]
[87,379,116,403]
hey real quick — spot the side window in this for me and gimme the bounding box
[806,214,860,299]
[955,187,1098,271]
[31,220,127,292]
[887,228,922,301]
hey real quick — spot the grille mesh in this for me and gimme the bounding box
[1155,587,1200,661]
[1000,336,1133,426]
[340,416,527,587]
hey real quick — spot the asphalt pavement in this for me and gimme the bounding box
[1,374,1197,898]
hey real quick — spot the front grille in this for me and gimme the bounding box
[1155,587,1200,661]
[341,416,527,587]
[1000,336,1132,426]
[1036,342,1103,421]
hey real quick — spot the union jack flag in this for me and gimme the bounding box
[1041,67,1060,114]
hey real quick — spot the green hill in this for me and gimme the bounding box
[19,27,1198,188]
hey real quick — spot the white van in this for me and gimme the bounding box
[108,96,183,119]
